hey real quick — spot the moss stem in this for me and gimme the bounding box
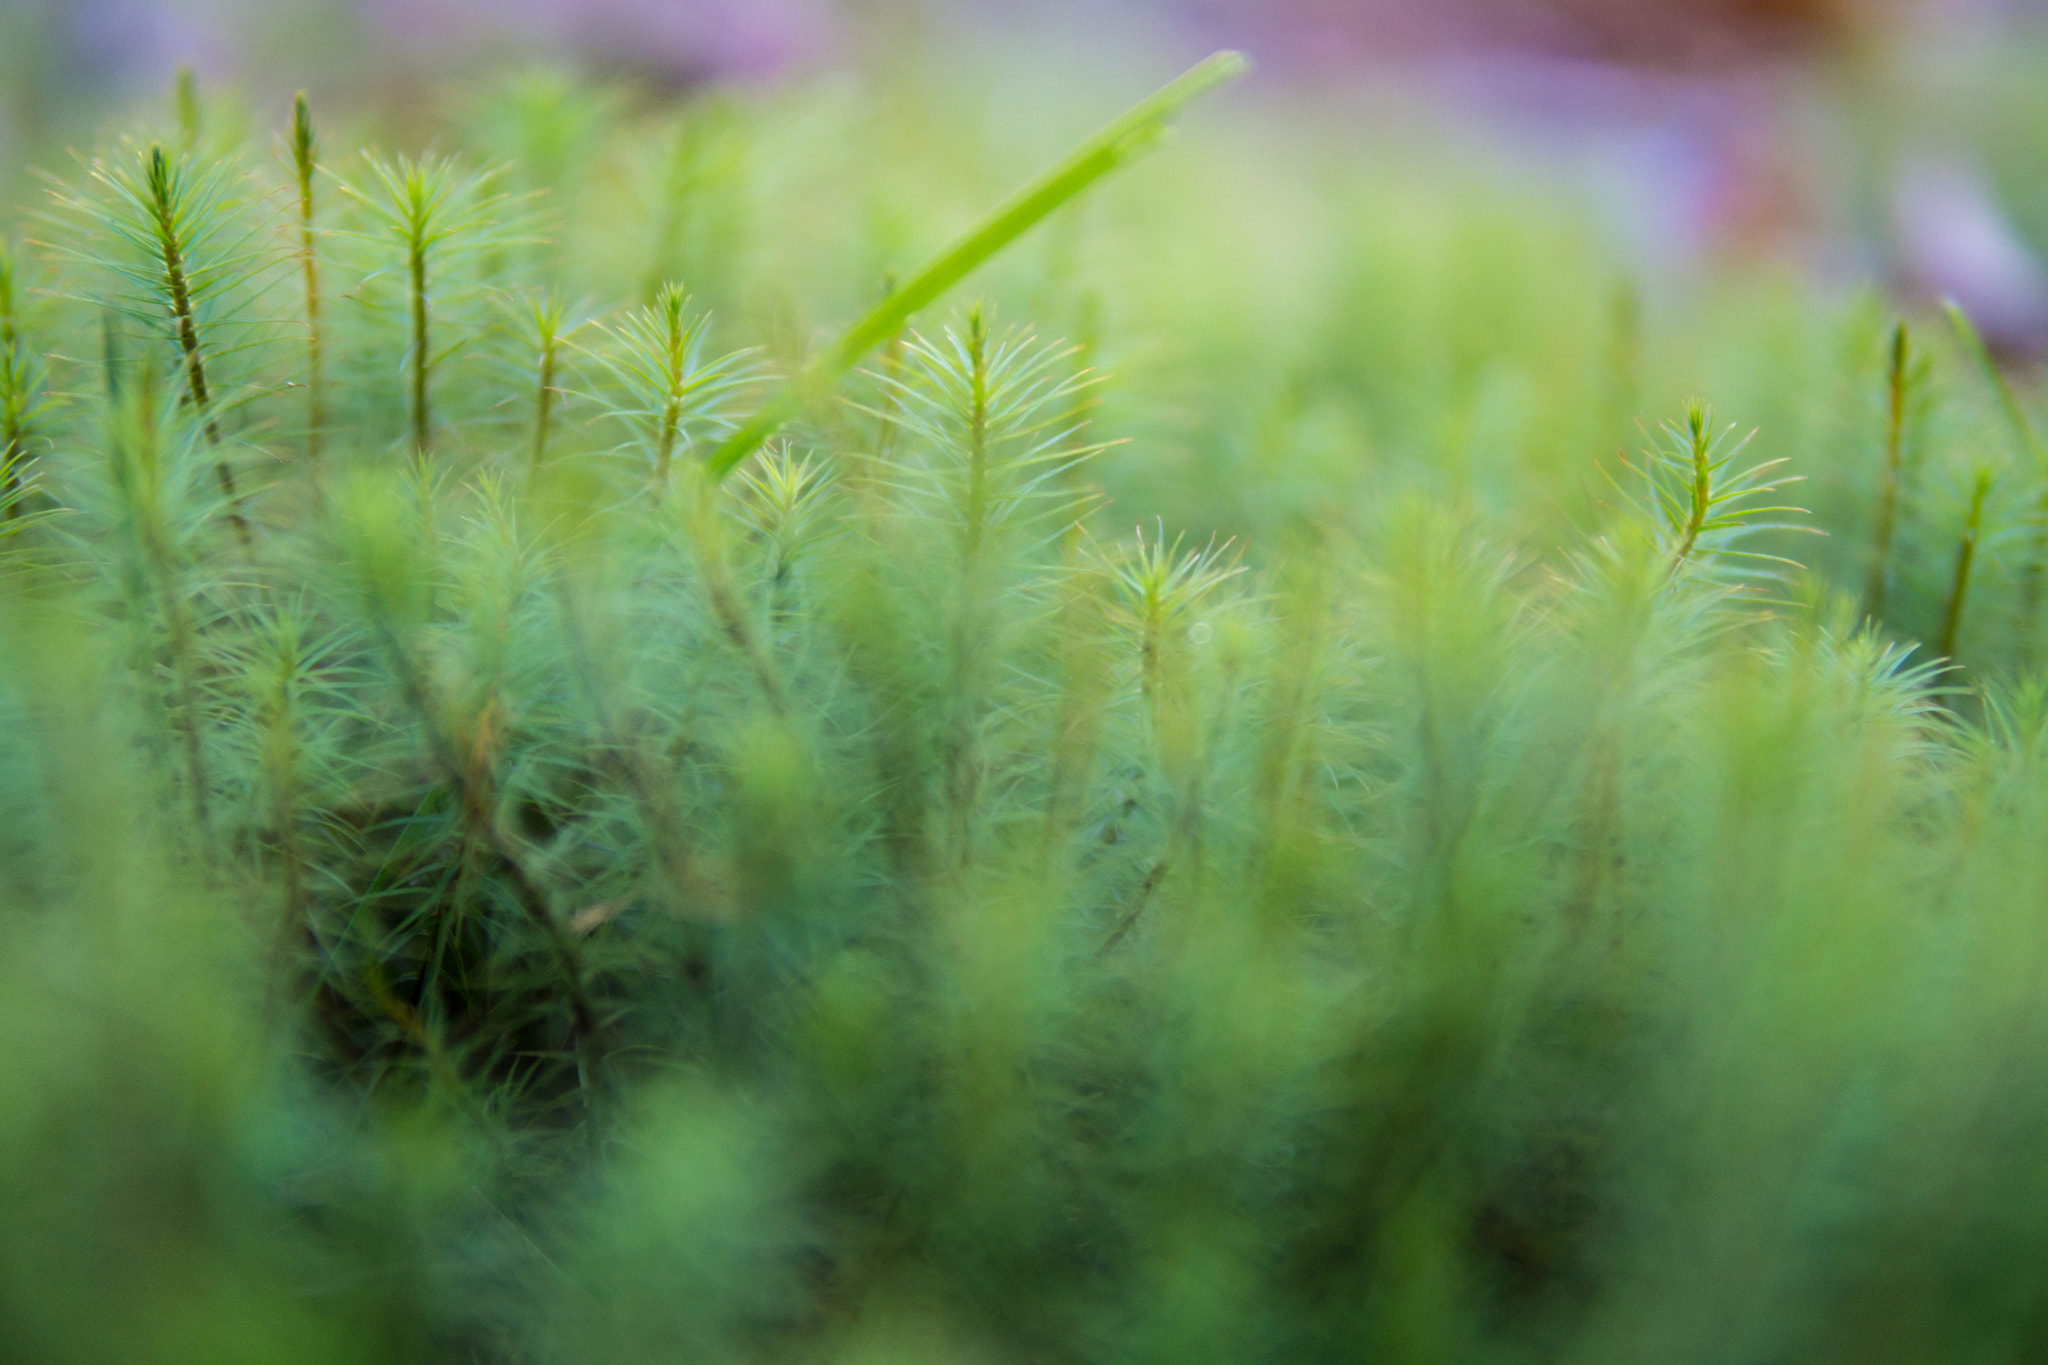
[1866,322,1910,619]
[292,93,325,463]
[1938,468,1994,665]
[144,146,248,541]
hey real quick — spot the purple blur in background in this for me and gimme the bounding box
[6,0,2048,348]
[347,0,820,78]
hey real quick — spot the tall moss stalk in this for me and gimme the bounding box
[685,480,788,715]
[409,239,430,452]
[291,94,324,463]
[528,295,569,471]
[593,281,749,491]
[142,146,248,540]
[0,240,31,519]
[349,154,505,455]
[1100,523,1240,951]
[1938,468,1995,664]
[1664,404,1716,581]
[1947,303,2047,656]
[943,307,995,856]
[651,286,692,484]
[1866,322,1911,619]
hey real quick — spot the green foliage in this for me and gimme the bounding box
[0,236,55,529]
[1619,399,1811,588]
[589,282,754,486]
[10,51,2048,1365]
[342,152,514,453]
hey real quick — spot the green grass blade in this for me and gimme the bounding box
[706,49,1248,480]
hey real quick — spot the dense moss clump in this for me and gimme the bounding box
[6,56,2048,1365]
